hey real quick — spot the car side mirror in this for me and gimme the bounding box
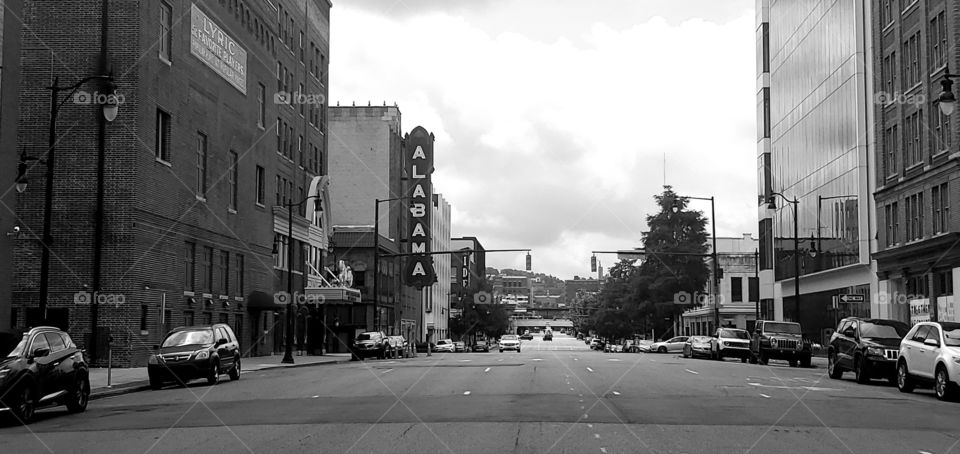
[32,347,50,359]
[216,338,227,346]
[843,328,855,338]
[924,338,940,348]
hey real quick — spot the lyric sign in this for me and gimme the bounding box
[190,4,247,94]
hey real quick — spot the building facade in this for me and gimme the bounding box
[11,0,332,366]
[0,0,22,331]
[872,0,960,325]
[421,193,451,342]
[682,234,760,336]
[757,0,877,341]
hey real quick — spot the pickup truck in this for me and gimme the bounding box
[748,320,812,367]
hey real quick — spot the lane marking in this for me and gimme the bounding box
[685,369,699,375]
[463,391,471,396]
[312,395,319,398]
[747,382,841,392]
[583,414,589,419]
[759,393,771,398]
[570,388,575,391]
[587,367,595,373]
[532,358,544,361]
[594,434,601,439]
[484,367,491,373]
[600,448,607,453]
[459,359,472,362]
[381,369,393,374]
[587,424,593,428]
[612,391,621,396]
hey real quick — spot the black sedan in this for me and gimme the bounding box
[472,341,490,352]
[0,327,90,423]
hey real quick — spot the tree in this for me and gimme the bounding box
[449,278,509,342]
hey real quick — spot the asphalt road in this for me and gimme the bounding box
[3,334,960,453]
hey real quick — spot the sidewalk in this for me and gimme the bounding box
[89,353,353,399]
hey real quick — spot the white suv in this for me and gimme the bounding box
[897,321,960,401]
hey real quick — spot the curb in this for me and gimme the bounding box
[89,357,353,400]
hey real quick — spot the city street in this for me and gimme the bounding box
[3,334,960,453]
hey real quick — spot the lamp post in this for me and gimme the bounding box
[767,192,800,324]
[672,195,719,329]
[279,194,322,364]
[936,70,957,116]
[373,197,410,334]
[18,74,118,329]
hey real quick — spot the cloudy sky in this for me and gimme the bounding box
[330,0,757,280]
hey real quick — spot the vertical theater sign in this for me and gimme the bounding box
[405,127,436,289]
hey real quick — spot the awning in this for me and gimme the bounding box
[304,287,362,305]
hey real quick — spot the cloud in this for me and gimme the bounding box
[331,3,757,278]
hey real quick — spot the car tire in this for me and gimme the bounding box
[935,366,958,401]
[682,348,689,358]
[499,349,503,353]
[896,360,914,393]
[149,374,163,390]
[229,359,241,381]
[828,353,843,379]
[789,359,799,368]
[800,355,812,369]
[854,356,871,384]
[657,347,667,353]
[66,373,90,413]
[12,382,36,424]
[741,357,747,363]
[207,360,221,386]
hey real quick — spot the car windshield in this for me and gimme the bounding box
[691,337,712,343]
[502,335,518,341]
[1,333,26,358]
[765,322,801,334]
[860,321,910,339]
[356,333,377,341]
[437,340,450,345]
[942,323,960,347]
[162,329,213,347]
[719,329,749,339]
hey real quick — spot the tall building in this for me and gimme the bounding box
[872,0,959,325]
[450,236,486,300]
[0,0,23,331]
[11,0,332,366]
[682,234,760,336]
[422,193,451,341]
[756,0,876,340]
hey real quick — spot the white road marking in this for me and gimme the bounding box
[608,358,621,362]
[532,358,543,361]
[594,434,601,439]
[464,391,471,395]
[459,359,472,362]
[600,448,607,453]
[919,451,933,454]
[685,369,699,375]
[484,367,491,373]
[570,388,575,391]
[312,395,319,398]
[583,414,589,419]
[759,393,771,398]
[574,358,579,361]
[587,367,595,372]
[612,391,621,396]
[747,382,841,392]
[381,369,393,374]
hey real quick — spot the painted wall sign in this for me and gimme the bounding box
[404,126,436,288]
[190,4,247,94]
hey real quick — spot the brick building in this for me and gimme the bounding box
[0,0,23,331]
[450,236,486,313]
[11,0,332,366]
[682,234,760,336]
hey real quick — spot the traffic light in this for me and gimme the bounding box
[590,255,597,272]
[525,253,532,271]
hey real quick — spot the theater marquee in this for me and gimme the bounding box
[405,127,436,289]
[190,4,247,94]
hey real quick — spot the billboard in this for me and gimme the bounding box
[190,4,247,94]
[404,127,436,288]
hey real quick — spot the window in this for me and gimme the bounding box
[156,109,171,162]
[899,0,916,14]
[255,165,265,206]
[904,111,922,166]
[298,83,305,116]
[140,305,149,331]
[298,135,303,167]
[885,202,899,247]
[883,124,898,176]
[759,87,770,139]
[905,192,924,241]
[881,0,893,26]
[299,31,304,61]
[934,107,952,152]
[275,175,282,204]
[730,277,743,302]
[930,12,947,70]
[184,241,196,289]
[235,254,245,295]
[902,32,921,89]
[219,313,229,325]
[229,151,238,211]
[882,52,896,100]
[159,1,172,62]
[200,246,213,291]
[184,310,194,327]
[196,132,208,197]
[933,183,949,234]
[217,250,230,295]
[274,234,287,269]
[276,118,282,154]
[203,312,213,325]
[938,269,954,296]
[257,83,265,128]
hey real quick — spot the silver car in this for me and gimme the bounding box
[500,335,521,352]
[649,336,689,353]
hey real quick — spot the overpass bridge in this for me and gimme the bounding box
[509,318,574,334]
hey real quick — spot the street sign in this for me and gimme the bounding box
[838,294,865,304]
[474,291,492,304]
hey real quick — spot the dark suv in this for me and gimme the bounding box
[828,317,909,383]
[749,320,812,367]
[148,324,241,389]
[352,332,388,359]
[0,327,90,423]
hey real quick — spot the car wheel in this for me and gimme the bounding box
[499,349,503,353]
[207,360,221,386]
[800,355,812,368]
[66,373,90,413]
[682,348,689,358]
[741,357,747,363]
[229,359,241,381]
[789,359,798,368]
[896,360,914,393]
[855,356,870,384]
[657,346,667,353]
[935,366,957,401]
[149,375,163,390]
[828,353,843,379]
[12,382,36,423]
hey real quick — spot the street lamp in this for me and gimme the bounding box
[767,192,801,324]
[672,195,720,329]
[936,71,957,116]
[278,194,323,364]
[20,74,118,326]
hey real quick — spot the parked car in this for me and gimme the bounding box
[748,320,811,367]
[828,317,909,383]
[500,335,521,352]
[148,324,241,389]
[682,336,714,359]
[453,341,466,352]
[636,340,655,352]
[435,339,456,353]
[543,332,553,341]
[897,321,960,401]
[589,338,605,350]
[649,336,689,353]
[712,328,751,362]
[352,331,389,359]
[520,333,534,341]
[0,327,90,422]
[473,341,490,352]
